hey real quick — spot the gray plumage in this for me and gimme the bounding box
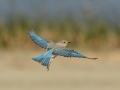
[28,29,98,70]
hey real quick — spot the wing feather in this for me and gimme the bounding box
[28,29,51,49]
[53,48,88,58]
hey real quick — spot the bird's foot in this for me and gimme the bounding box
[46,67,49,71]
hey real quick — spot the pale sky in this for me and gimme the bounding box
[0,0,120,23]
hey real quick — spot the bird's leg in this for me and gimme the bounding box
[46,61,52,71]
[46,67,49,71]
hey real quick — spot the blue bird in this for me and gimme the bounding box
[28,29,98,70]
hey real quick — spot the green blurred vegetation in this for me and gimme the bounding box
[0,15,120,50]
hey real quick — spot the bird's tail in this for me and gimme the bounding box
[32,49,53,70]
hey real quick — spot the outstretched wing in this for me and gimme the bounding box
[28,29,51,49]
[53,48,97,60]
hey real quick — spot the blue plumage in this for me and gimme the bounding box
[53,48,88,58]
[32,49,53,70]
[28,30,97,71]
[28,30,50,49]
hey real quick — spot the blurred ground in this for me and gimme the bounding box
[0,1,120,90]
[0,50,120,90]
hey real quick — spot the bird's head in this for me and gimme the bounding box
[56,40,71,47]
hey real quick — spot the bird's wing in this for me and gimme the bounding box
[53,48,97,60]
[53,48,87,58]
[28,30,52,49]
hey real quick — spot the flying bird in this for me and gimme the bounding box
[28,29,98,70]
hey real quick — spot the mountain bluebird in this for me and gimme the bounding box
[28,29,98,70]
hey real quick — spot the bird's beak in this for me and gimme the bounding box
[68,42,71,44]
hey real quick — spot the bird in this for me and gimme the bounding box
[28,29,98,70]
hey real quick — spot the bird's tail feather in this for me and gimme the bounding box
[32,49,53,70]
[32,54,44,63]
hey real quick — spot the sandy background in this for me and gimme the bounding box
[0,1,120,90]
[0,50,120,90]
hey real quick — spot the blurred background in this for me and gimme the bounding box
[0,0,120,90]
